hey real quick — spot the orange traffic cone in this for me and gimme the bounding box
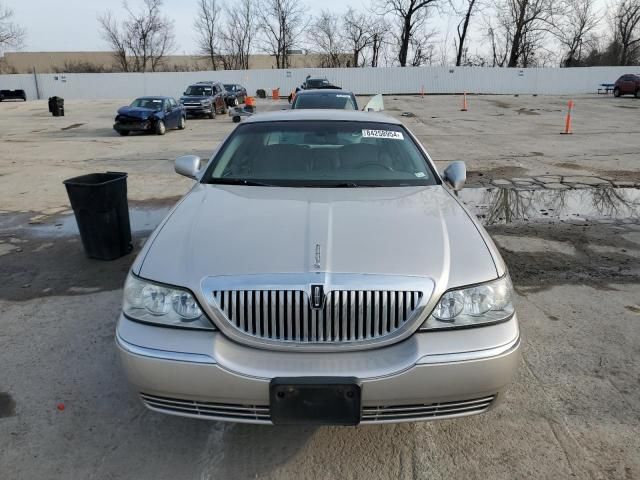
[461,92,468,112]
[561,100,574,135]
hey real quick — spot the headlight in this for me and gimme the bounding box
[123,274,214,330]
[179,99,185,104]
[201,100,211,106]
[420,275,514,330]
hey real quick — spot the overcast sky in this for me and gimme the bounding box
[6,0,612,63]
[6,0,370,54]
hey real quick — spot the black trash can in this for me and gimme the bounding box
[48,96,65,116]
[63,172,132,260]
[256,89,266,99]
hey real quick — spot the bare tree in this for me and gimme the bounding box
[612,0,640,65]
[259,0,307,68]
[368,18,390,66]
[0,3,26,50]
[309,10,345,67]
[375,0,439,66]
[408,30,437,65]
[490,0,558,68]
[98,0,176,72]
[194,0,221,70]
[219,0,255,69]
[486,23,508,66]
[342,8,373,67]
[551,0,600,66]
[98,11,130,71]
[451,0,482,65]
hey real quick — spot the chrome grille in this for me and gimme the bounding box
[211,290,423,344]
[361,395,496,422]
[140,393,270,422]
[141,393,495,424]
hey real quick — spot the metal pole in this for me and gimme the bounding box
[32,67,41,100]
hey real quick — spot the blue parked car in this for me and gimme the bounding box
[113,96,186,136]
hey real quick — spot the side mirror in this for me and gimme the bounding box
[175,155,202,179]
[443,161,466,191]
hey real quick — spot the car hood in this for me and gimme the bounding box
[180,95,211,103]
[116,106,158,119]
[137,185,498,292]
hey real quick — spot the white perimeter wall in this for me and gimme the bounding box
[1,66,639,100]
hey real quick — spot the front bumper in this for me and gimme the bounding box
[116,314,520,424]
[113,120,152,132]
[182,104,212,115]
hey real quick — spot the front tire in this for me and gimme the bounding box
[155,120,166,135]
[614,87,621,97]
[178,116,186,130]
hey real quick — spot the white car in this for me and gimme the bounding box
[116,110,520,425]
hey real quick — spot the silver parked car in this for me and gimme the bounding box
[116,110,520,425]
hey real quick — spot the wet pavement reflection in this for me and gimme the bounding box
[5,205,172,238]
[2,187,639,241]
[459,186,640,225]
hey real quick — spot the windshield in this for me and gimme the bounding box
[293,94,357,110]
[204,121,437,187]
[185,85,213,96]
[224,84,235,92]
[129,98,163,110]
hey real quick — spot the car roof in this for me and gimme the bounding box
[243,109,401,125]
[296,89,355,96]
[136,96,170,100]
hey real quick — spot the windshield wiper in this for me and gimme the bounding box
[332,182,384,188]
[209,178,276,187]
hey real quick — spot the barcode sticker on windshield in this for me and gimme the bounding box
[362,129,404,140]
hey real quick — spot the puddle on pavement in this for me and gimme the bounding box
[0,392,16,418]
[459,187,640,225]
[2,187,639,240]
[9,205,172,238]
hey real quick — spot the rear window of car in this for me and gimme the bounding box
[307,79,331,88]
[293,93,357,110]
[204,120,437,187]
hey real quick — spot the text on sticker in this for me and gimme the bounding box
[362,129,404,140]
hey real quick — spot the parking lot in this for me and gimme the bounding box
[1,94,639,479]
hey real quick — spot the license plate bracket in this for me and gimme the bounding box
[270,377,361,426]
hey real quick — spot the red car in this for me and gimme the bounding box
[614,74,640,98]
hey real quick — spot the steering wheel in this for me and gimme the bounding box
[356,162,394,172]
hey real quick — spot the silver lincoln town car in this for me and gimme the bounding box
[116,109,520,425]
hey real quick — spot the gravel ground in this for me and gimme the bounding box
[1,95,639,479]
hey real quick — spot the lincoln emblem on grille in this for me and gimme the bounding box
[311,285,324,309]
